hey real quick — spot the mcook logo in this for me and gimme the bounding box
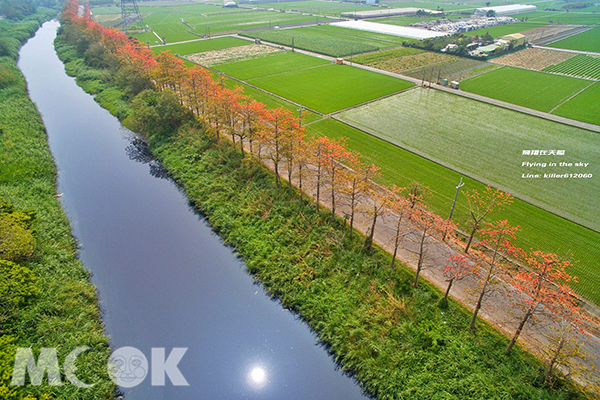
[11,346,189,388]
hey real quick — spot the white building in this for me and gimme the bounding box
[474,4,537,16]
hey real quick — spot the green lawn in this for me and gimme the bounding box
[335,88,600,232]
[548,27,600,53]
[214,51,330,80]
[553,81,600,126]
[248,64,414,114]
[465,22,548,38]
[460,66,591,112]
[150,36,249,55]
[307,118,600,306]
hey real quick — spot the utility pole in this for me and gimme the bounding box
[297,105,305,125]
[444,177,465,240]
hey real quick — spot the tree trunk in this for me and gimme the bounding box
[366,207,377,252]
[444,278,454,301]
[545,337,565,387]
[331,169,336,221]
[349,191,356,238]
[288,164,293,197]
[464,221,479,253]
[505,307,534,354]
[413,228,427,287]
[391,215,402,269]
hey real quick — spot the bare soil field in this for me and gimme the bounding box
[403,57,497,82]
[492,47,575,71]
[522,24,587,46]
[183,43,283,66]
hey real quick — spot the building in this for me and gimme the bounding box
[474,4,537,16]
[500,33,526,47]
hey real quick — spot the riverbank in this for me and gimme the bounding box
[53,12,591,400]
[0,12,114,400]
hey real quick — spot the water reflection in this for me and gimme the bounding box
[125,137,169,180]
[248,366,268,388]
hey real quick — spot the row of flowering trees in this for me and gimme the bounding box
[62,0,594,388]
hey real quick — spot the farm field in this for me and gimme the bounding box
[376,14,467,26]
[241,25,409,58]
[354,47,496,82]
[459,66,591,112]
[91,3,317,43]
[214,51,330,80]
[553,82,600,126]
[491,47,575,71]
[335,88,600,232]
[543,54,600,80]
[249,0,382,16]
[465,22,549,38]
[307,118,600,306]
[150,36,249,55]
[548,26,600,53]
[244,63,414,114]
[223,77,323,124]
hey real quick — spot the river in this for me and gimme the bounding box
[18,20,368,400]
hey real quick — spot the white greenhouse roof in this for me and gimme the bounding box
[474,4,537,15]
[331,20,449,40]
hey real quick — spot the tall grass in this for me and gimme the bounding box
[0,13,114,400]
[54,30,585,399]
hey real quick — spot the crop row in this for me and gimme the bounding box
[242,28,381,57]
[543,54,600,80]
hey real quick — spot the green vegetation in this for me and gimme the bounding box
[548,27,600,53]
[465,22,548,38]
[241,25,408,58]
[146,115,582,400]
[0,12,113,399]
[336,88,600,233]
[57,16,590,397]
[248,64,414,114]
[307,117,600,307]
[214,51,330,80]
[122,4,315,43]
[223,77,323,124]
[460,66,591,112]
[543,54,600,80]
[150,36,249,55]
[353,46,495,82]
[553,81,600,126]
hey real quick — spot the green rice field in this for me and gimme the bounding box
[214,51,330,80]
[460,66,591,112]
[548,27,600,53]
[97,3,317,43]
[241,25,409,58]
[335,88,600,232]
[307,117,600,306]
[543,54,600,80]
[245,63,414,113]
[553,82,600,126]
[150,36,249,55]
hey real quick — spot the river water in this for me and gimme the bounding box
[18,21,368,400]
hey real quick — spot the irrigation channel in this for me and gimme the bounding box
[18,21,369,400]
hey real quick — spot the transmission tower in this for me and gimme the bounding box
[121,0,145,33]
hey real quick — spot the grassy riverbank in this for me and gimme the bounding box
[54,26,588,399]
[0,12,114,400]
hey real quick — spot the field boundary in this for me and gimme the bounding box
[549,80,597,113]
[203,64,325,117]
[331,112,600,235]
